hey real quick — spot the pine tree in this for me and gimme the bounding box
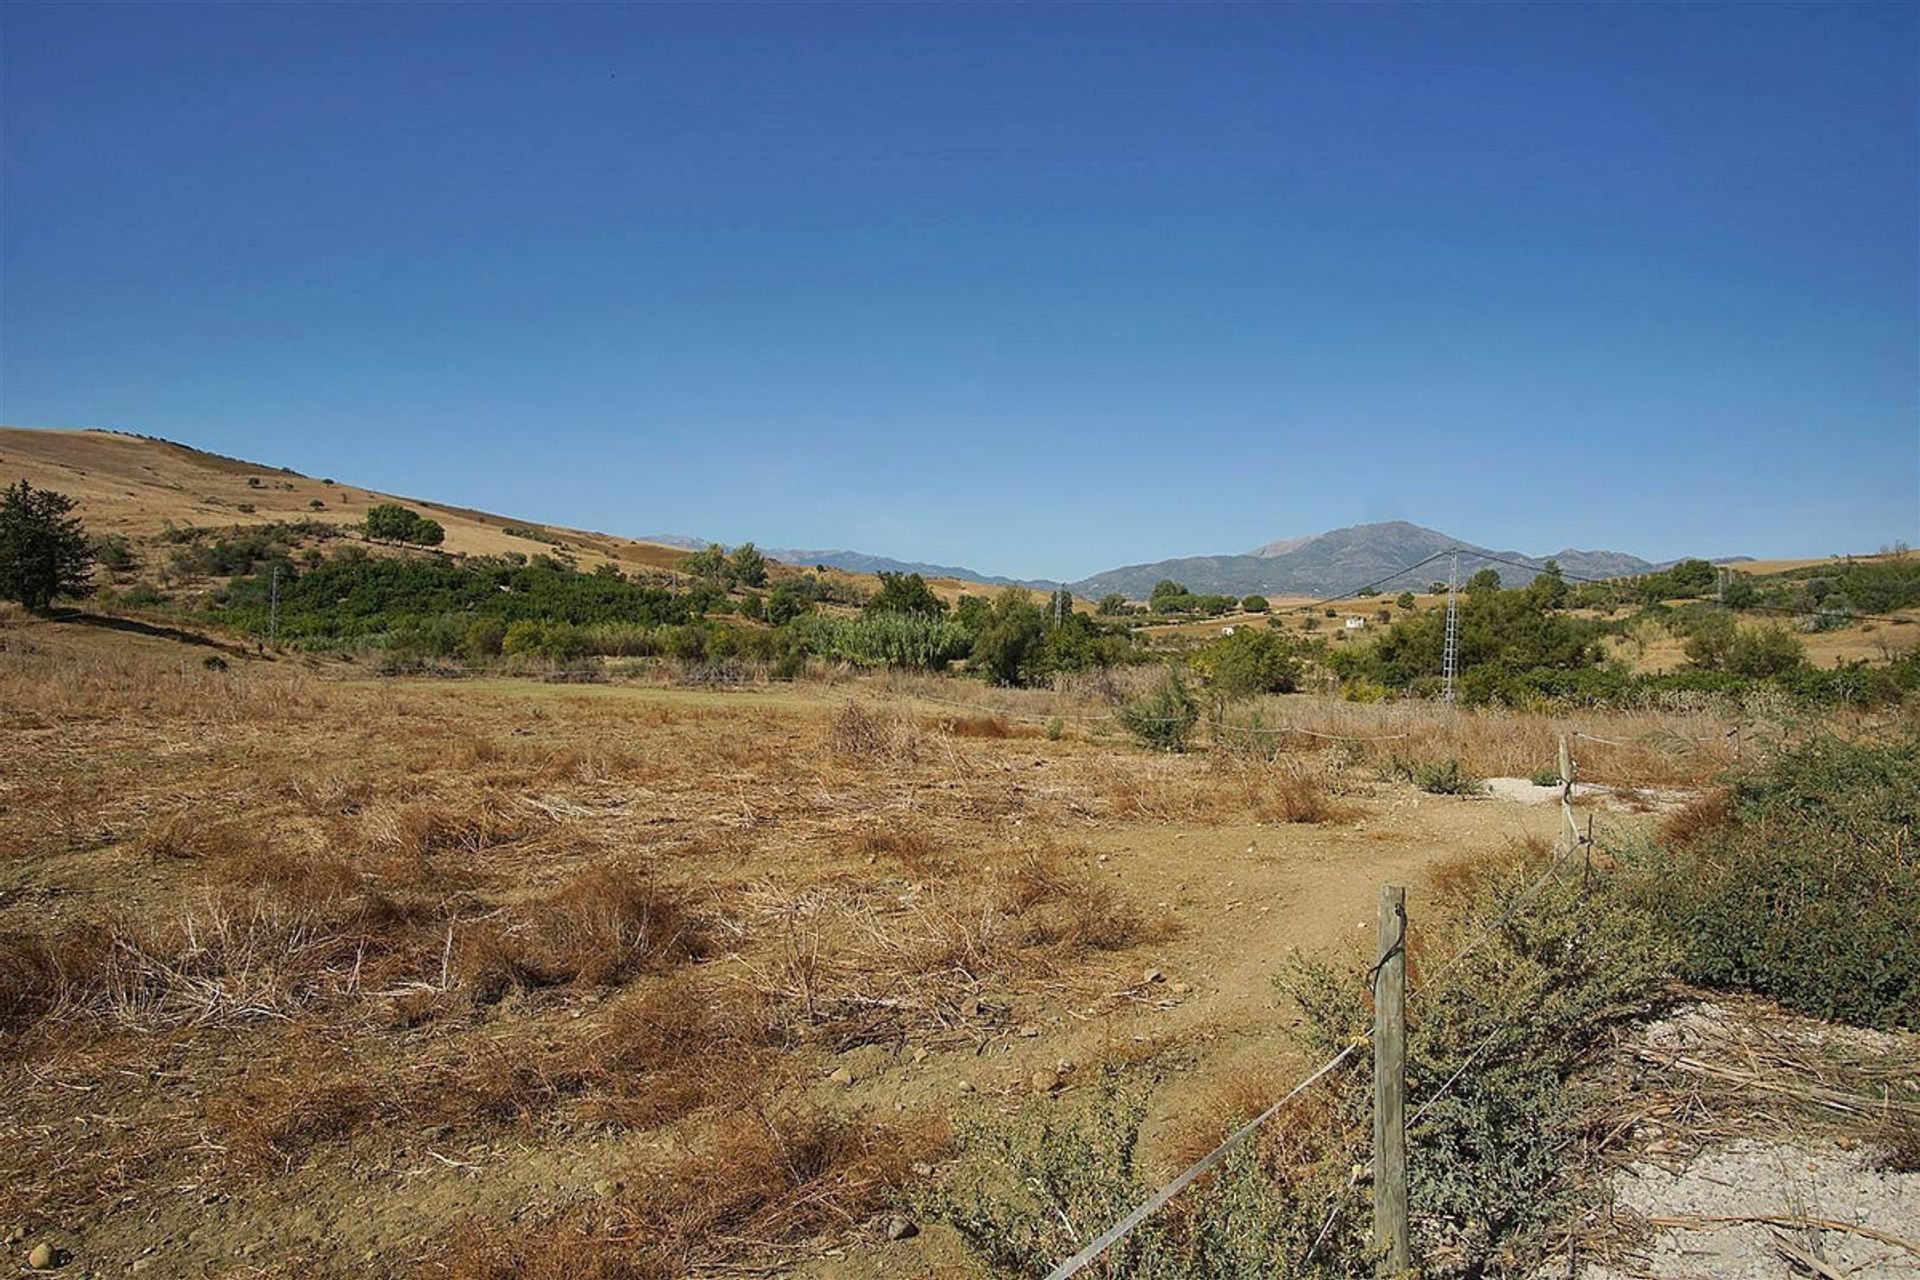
[0,481,95,610]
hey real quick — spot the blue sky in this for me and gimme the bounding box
[4,3,1914,581]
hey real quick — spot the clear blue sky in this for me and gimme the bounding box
[4,3,1914,581]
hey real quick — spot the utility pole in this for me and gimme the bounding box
[1373,885,1411,1277]
[269,565,281,648]
[1442,548,1460,705]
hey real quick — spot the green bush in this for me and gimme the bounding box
[1241,594,1269,613]
[1193,628,1301,699]
[1630,734,1920,1029]
[800,612,971,670]
[729,541,769,588]
[920,1067,1364,1279]
[1724,624,1806,677]
[1118,668,1199,752]
[1380,756,1482,795]
[1284,848,1671,1275]
[364,502,444,546]
[865,571,947,617]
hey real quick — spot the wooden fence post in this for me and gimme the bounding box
[1373,885,1411,1276]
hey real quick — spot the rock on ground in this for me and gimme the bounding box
[1581,1139,1919,1280]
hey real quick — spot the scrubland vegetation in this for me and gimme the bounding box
[4,594,1915,1277]
[5,480,1918,1277]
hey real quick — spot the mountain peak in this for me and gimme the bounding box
[1073,522,1653,599]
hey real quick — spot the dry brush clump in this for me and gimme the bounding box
[826,700,928,763]
[433,1104,936,1280]
[742,842,1167,1049]
[454,861,712,1001]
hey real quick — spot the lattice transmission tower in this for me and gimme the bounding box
[1441,549,1460,705]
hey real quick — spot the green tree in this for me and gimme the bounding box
[1528,561,1568,609]
[678,543,732,586]
[1149,579,1190,613]
[1666,558,1719,597]
[954,594,993,637]
[365,503,419,541]
[0,481,95,610]
[1395,591,1416,611]
[1726,625,1806,678]
[1241,594,1269,613]
[1466,568,1502,595]
[1684,612,1738,669]
[865,572,947,617]
[730,541,769,588]
[410,517,445,547]
[765,580,813,625]
[1097,593,1132,616]
[971,589,1045,686]
[1195,628,1301,698]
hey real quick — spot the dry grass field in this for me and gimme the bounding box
[0,606,1765,1279]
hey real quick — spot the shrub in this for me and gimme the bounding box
[1241,594,1269,613]
[1283,844,1671,1276]
[1629,734,1920,1029]
[969,590,1046,686]
[1192,628,1300,699]
[364,503,444,546]
[800,613,970,670]
[1382,756,1482,795]
[90,533,137,572]
[1725,624,1805,677]
[920,1067,1363,1279]
[729,542,768,587]
[1118,668,1199,752]
[864,571,946,617]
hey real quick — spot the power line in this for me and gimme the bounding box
[1297,548,1458,612]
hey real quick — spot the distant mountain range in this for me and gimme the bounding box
[763,549,1045,589]
[1068,522,1662,600]
[647,520,1730,600]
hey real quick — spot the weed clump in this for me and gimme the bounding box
[827,702,923,762]
[437,1106,927,1280]
[458,862,708,1000]
[1118,669,1199,752]
[920,1066,1365,1278]
[1381,754,1483,795]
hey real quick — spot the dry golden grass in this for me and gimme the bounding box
[0,618,1200,1274]
[1,609,1883,1277]
[1658,787,1734,847]
[433,1105,940,1280]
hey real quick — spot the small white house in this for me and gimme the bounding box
[1344,616,1367,631]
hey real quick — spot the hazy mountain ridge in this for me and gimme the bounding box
[764,549,1049,589]
[1070,522,1659,599]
